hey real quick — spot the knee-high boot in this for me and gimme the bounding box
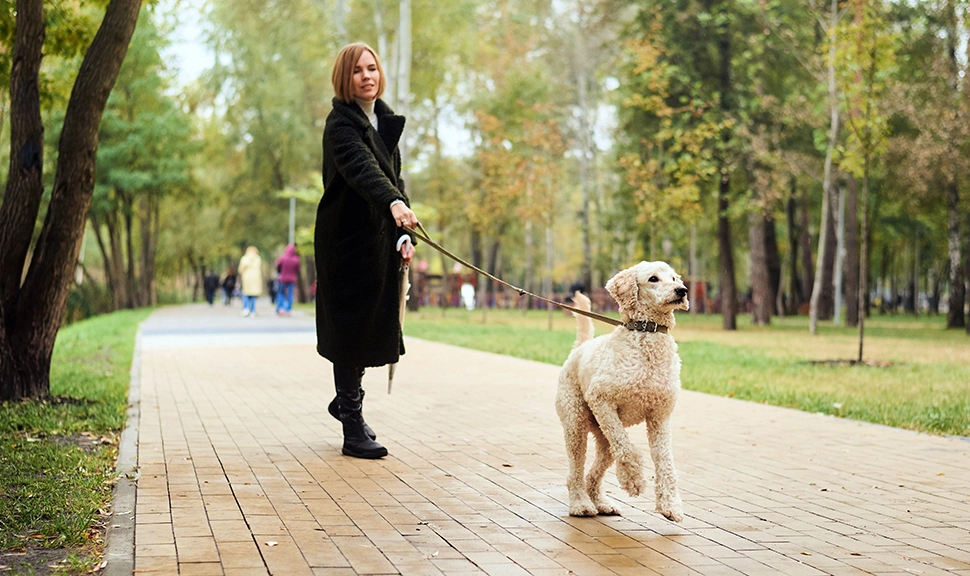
[332,364,386,459]
[328,368,376,440]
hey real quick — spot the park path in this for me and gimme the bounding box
[114,303,970,575]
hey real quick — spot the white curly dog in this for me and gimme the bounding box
[556,261,689,521]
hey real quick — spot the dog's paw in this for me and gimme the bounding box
[568,500,599,517]
[615,454,647,497]
[657,495,684,522]
[594,499,622,516]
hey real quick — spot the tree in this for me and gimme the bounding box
[0,0,143,401]
[836,0,895,361]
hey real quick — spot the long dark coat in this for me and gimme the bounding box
[315,97,412,368]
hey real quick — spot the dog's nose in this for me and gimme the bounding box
[675,287,688,297]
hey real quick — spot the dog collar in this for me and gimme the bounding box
[624,320,669,334]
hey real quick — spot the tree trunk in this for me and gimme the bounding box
[138,193,158,306]
[810,0,840,334]
[718,177,737,330]
[124,192,137,308]
[107,210,127,309]
[0,0,142,401]
[818,195,837,320]
[89,214,116,308]
[946,180,965,328]
[748,211,771,325]
[785,186,801,313]
[524,219,534,308]
[715,1,736,331]
[764,212,781,316]
[799,186,815,307]
[0,0,45,316]
[845,176,860,327]
[833,184,845,325]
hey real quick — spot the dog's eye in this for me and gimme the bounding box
[649,276,659,282]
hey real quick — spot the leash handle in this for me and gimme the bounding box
[407,223,622,328]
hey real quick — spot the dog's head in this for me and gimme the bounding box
[606,261,689,321]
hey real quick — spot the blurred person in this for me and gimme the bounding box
[314,42,417,459]
[275,244,301,317]
[222,269,236,306]
[203,270,220,306]
[238,246,264,317]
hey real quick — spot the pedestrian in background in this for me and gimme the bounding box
[275,244,301,317]
[238,246,264,317]
[204,271,220,306]
[314,42,416,459]
[222,269,237,306]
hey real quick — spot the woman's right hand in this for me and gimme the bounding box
[390,202,418,229]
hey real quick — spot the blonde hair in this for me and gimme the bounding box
[331,43,386,103]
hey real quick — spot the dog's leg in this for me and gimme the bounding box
[559,413,598,517]
[586,427,620,515]
[646,417,684,522]
[587,400,647,499]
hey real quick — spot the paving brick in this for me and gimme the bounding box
[131,305,970,575]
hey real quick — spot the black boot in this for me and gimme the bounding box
[333,364,386,459]
[328,388,376,440]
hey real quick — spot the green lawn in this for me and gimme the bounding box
[0,308,151,572]
[404,307,970,437]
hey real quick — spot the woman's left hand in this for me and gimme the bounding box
[400,238,415,266]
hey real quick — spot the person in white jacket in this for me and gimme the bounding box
[237,246,264,317]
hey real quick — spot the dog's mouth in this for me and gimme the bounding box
[668,297,685,305]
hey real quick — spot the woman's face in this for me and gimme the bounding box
[352,50,380,101]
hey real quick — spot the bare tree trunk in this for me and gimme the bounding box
[785,184,801,313]
[715,0,736,331]
[748,211,771,325]
[574,6,593,294]
[810,0,840,334]
[845,176,859,327]
[89,214,116,308]
[764,213,781,316]
[689,225,698,316]
[124,192,137,308]
[523,219,534,309]
[107,210,127,309]
[718,179,737,330]
[0,0,142,401]
[545,220,555,329]
[0,0,44,315]
[833,184,845,326]
[946,180,965,328]
[799,187,814,307]
[138,193,158,306]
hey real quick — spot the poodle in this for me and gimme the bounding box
[556,261,689,521]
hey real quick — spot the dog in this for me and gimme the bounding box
[556,261,689,521]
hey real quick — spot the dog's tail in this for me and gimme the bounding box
[571,291,594,348]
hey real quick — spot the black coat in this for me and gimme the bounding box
[314,98,411,367]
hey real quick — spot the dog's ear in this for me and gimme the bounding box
[606,268,638,312]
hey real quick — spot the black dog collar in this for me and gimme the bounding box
[624,320,669,334]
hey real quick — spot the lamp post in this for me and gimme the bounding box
[288,196,296,245]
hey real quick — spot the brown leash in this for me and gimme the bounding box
[405,222,628,328]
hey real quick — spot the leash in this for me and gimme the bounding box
[405,222,627,328]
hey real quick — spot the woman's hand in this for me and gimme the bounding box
[400,238,415,266]
[390,202,418,230]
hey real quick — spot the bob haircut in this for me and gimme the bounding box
[331,42,386,103]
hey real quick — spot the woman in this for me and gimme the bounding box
[274,244,301,316]
[315,43,418,459]
[238,246,264,317]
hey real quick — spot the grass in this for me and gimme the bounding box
[0,308,151,573]
[404,306,970,437]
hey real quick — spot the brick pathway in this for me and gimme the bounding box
[125,303,970,575]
